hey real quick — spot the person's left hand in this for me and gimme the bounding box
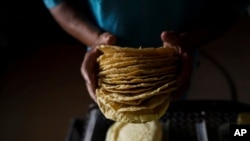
[161,31,194,100]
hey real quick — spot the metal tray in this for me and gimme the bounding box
[66,100,250,141]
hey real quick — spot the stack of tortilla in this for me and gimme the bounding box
[96,45,179,123]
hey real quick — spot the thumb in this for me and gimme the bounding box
[161,31,170,47]
[104,34,117,45]
[161,31,179,47]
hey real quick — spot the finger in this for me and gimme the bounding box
[161,31,179,47]
[105,34,117,45]
[86,82,97,102]
[81,52,95,83]
[99,32,117,45]
[161,31,171,47]
[82,69,97,102]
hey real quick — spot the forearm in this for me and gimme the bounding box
[49,2,101,47]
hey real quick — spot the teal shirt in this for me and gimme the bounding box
[87,0,204,47]
[43,0,249,47]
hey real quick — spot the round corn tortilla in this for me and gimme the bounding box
[101,84,160,94]
[100,74,176,84]
[97,52,175,63]
[97,91,169,112]
[98,79,168,90]
[99,65,176,76]
[108,97,144,106]
[97,45,178,56]
[98,66,176,77]
[100,59,178,71]
[97,80,177,101]
[105,87,176,105]
[98,78,173,90]
[117,94,169,112]
[99,57,179,69]
[105,120,162,141]
[97,96,170,123]
[99,78,176,94]
[99,72,173,80]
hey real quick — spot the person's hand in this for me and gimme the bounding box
[81,32,116,102]
[161,31,193,100]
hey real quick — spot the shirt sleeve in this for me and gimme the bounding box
[43,0,64,9]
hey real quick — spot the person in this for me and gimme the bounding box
[43,0,249,102]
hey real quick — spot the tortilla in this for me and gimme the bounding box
[117,94,169,112]
[97,52,175,63]
[97,45,178,56]
[97,95,170,123]
[101,74,176,84]
[99,79,164,89]
[97,92,169,112]
[99,72,174,80]
[102,84,159,94]
[99,57,179,69]
[97,80,177,101]
[100,60,177,71]
[98,66,176,77]
[105,120,162,141]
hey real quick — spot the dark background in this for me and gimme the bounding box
[0,0,78,68]
[0,1,91,141]
[0,0,76,43]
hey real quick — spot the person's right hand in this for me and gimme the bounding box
[81,32,116,102]
[161,31,193,101]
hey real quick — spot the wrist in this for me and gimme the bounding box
[89,31,104,49]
